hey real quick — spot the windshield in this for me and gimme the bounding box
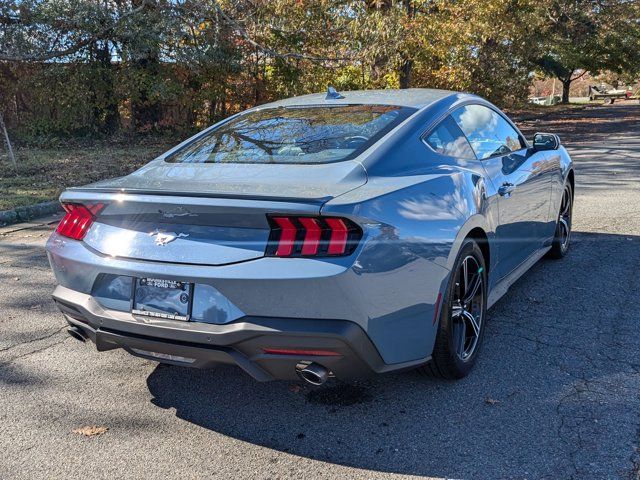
[165,105,415,164]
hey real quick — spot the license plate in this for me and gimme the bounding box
[132,277,192,321]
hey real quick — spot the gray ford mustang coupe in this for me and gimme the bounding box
[47,88,573,385]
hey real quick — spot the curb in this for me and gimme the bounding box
[0,200,62,226]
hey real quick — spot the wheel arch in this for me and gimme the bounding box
[443,213,495,275]
[466,227,491,277]
[567,168,575,197]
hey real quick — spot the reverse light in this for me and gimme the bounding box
[56,203,104,240]
[266,215,362,257]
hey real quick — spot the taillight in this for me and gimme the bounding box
[266,215,362,257]
[56,203,104,240]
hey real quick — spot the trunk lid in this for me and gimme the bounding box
[63,160,366,266]
[73,159,366,202]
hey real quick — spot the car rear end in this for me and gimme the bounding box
[48,192,389,382]
[46,101,433,382]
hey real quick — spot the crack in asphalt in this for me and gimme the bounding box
[0,337,70,367]
[486,225,640,479]
[0,325,68,364]
[494,322,640,479]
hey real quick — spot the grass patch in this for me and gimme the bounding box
[0,140,172,211]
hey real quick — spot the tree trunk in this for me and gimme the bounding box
[398,0,414,89]
[93,41,120,134]
[130,0,161,131]
[399,58,413,89]
[208,97,217,124]
[561,79,571,103]
[253,49,262,104]
[0,112,16,169]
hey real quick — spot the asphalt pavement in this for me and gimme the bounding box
[1,104,639,480]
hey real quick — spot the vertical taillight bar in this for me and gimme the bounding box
[266,215,361,258]
[298,217,322,255]
[271,217,297,256]
[324,218,348,255]
[56,203,104,240]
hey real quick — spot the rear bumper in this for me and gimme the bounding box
[47,231,449,365]
[54,286,428,381]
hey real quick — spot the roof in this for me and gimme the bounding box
[259,88,458,109]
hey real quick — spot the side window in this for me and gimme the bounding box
[451,104,524,160]
[424,115,476,159]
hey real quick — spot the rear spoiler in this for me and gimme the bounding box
[62,187,329,207]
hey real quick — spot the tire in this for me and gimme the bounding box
[548,182,573,259]
[419,238,488,379]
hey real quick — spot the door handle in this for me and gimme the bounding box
[498,182,516,197]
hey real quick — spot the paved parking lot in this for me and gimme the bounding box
[1,104,639,479]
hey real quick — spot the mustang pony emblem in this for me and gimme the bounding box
[148,229,189,246]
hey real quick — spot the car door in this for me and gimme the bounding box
[450,104,553,281]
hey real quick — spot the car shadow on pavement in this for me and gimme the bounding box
[145,231,640,479]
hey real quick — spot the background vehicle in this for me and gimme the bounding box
[46,88,574,384]
[528,95,561,105]
[588,84,632,104]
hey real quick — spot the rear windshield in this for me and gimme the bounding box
[165,105,415,164]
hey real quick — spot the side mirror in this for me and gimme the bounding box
[532,132,560,151]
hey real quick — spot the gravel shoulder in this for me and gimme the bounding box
[0,104,639,480]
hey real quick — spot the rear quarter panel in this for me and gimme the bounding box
[322,166,494,364]
[319,94,503,363]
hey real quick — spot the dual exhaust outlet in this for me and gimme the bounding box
[69,326,331,385]
[67,326,88,343]
[296,362,330,386]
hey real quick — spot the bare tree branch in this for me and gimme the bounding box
[0,0,149,62]
[571,69,589,81]
[210,0,353,64]
[0,14,23,25]
[2,0,353,64]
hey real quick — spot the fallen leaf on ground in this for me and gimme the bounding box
[73,426,108,437]
[484,397,500,405]
[288,384,302,393]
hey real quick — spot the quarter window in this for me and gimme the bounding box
[451,104,524,160]
[425,115,475,159]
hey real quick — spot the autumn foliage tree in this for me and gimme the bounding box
[0,0,638,139]
[534,0,640,103]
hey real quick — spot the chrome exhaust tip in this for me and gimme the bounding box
[296,362,330,386]
[67,326,87,343]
